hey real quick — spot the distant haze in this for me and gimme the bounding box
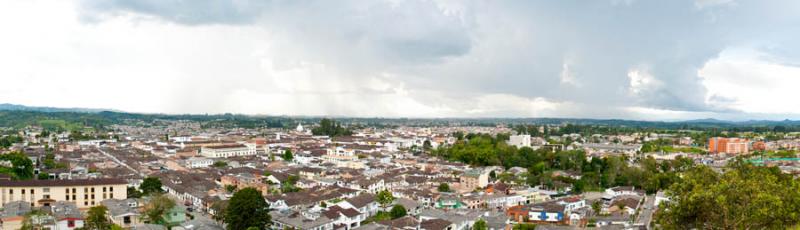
[1,0,800,120]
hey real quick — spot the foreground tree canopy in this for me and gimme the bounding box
[657,160,800,229]
[224,187,271,230]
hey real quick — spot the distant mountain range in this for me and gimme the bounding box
[0,103,121,113]
[1,103,799,128]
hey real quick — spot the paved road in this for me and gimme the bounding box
[635,194,656,229]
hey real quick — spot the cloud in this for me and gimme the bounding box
[1,0,800,120]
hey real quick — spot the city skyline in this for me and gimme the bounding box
[2,0,800,120]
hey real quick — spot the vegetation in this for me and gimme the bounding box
[472,219,488,230]
[0,135,23,148]
[140,177,164,195]
[432,134,692,193]
[389,205,407,219]
[143,194,177,226]
[656,159,800,229]
[85,205,112,230]
[213,161,228,168]
[0,151,34,179]
[511,223,537,230]
[224,187,271,230]
[282,149,293,162]
[127,187,143,199]
[376,190,395,209]
[280,175,301,193]
[311,118,353,137]
[437,183,451,192]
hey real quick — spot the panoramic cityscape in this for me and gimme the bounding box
[2,0,800,230]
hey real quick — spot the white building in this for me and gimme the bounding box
[200,144,257,158]
[185,157,214,168]
[507,135,531,148]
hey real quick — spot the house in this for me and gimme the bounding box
[101,198,142,228]
[270,210,335,230]
[604,186,645,200]
[322,205,364,230]
[185,157,213,169]
[200,144,257,158]
[435,194,465,209]
[419,209,482,230]
[339,193,380,216]
[162,204,187,226]
[0,201,33,230]
[421,218,456,230]
[51,201,84,230]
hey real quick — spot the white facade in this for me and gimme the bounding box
[185,157,214,168]
[200,143,257,158]
[507,135,531,148]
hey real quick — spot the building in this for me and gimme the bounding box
[200,144,257,158]
[460,169,489,189]
[507,135,531,148]
[0,178,127,209]
[708,137,749,154]
[185,157,214,169]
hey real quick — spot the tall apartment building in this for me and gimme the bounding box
[507,135,532,148]
[0,178,127,209]
[708,137,749,154]
[200,143,257,158]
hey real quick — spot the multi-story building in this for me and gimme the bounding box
[460,169,489,189]
[708,137,749,154]
[0,178,127,209]
[507,135,531,148]
[200,143,257,158]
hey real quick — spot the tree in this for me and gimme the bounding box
[140,177,163,195]
[37,173,49,180]
[85,205,112,230]
[389,205,407,219]
[20,210,47,230]
[657,160,800,229]
[225,185,238,193]
[0,151,34,179]
[376,190,395,209]
[144,194,177,225]
[225,187,271,230]
[437,183,451,192]
[127,187,143,199]
[591,200,602,215]
[512,223,536,230]
[282,149,293,162]
[472,219,488,230]
[213,161,228,168]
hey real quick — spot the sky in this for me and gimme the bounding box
[1,0,799,120]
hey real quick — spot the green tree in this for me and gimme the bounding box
[20,210,47,230]
[389,205,407,219]
[140,177,163,195]
[591,200,602,214]
[85,205,112,230]
[0,151,34,179]
[657,160,800,229]
[472,219,488,230]
[37,173,49,180]
[224,187,271,230]
[512,223,536,230]
[143,193,177,225]
[127,187,143,199]
[282,149,293,162]
[213,161,228,168]
[376,190,395,209]
[437,183,451,192]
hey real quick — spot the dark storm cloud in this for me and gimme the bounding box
[76,0,800,117]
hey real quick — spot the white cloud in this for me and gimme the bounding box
[627,67,662,96]
[699,48,800,114]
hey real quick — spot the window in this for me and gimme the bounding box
[68,220,75,227]
[72,188,76,193]
[110,187,114,192]
[91,187,95,193]
[65,195,69,200]
[84,188,88,193]
[110,193,113,199]
[65,188,69,193]
[21,190,24,194]
[30,189,33,194]
[103,187,107,192]
[9,189,12,194]
[103,194,106,199]
[84,201,88,206]
[72,195,76,200]
[43,195,50,199]
[91,194,95,199]
[43,188,49,193]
